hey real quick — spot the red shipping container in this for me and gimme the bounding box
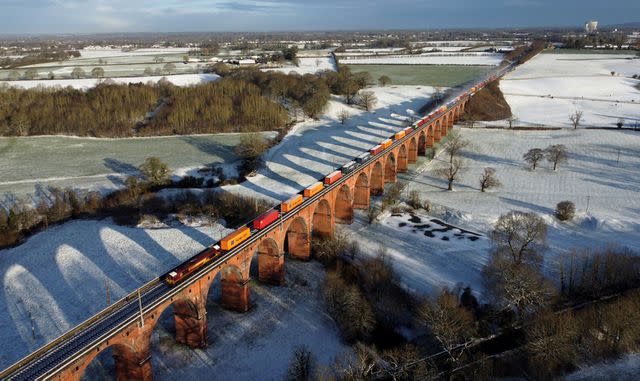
[324,170,343,185]
[369,145,383,155]
[253,209,280,230]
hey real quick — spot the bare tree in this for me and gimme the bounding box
[163,63,177,75]
[337,109,350,125]
[526,311,578,379]
[432,87,445,105]
[569,110,583,129]
[154,56,164,64]
[523,148,544,170]
[442,130,470,164]
[479,167,501,192]
[436,158,464,191]
[507,115,518,129]
[71,67,86,79]
[8,70,20,81]
[24,68,38,80]
[47,71,55,80]
[143,66,154,76]
[378,75,391,87]
[490,211,548,266]
[357,90,378,111]
[617,118,625,129]
[91,67,105,78]
[486,262,556,318]
[418,288,477,364]
[286,344,316,381]
[544,144,568,170]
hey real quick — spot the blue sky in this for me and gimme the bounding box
[0,0,637,34]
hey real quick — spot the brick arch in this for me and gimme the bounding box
[371,161,384,196]
[312,198,333,238]
[427,124,435,148]
[77,341,150,381]
[384,152,397,183]
[285,216,310,260]
[434,119,442,142]
[354,172,369,209]
[254,237,284,285]
[334,184,353,224]
[417,131,426,155]
[408,137,418,163]
[219,264,250,312]
[384,152,396,183]
[397,144,408,173]
[443,114,450,133]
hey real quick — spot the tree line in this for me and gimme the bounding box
[1,64,373,137]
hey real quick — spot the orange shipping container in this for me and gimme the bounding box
[304,182,324,198]
[220,226,251,251]
[281,194,303,213]
[394,131,406,140]
[381,139,393,149]
[403,126,413,135]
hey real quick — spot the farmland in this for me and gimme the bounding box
[0,132,275,200]
[347,64,493,86]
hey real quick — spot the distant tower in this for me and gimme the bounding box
[585,20,598,34]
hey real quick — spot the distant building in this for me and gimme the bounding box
[585,20,598,34]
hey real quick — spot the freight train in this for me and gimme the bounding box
[163,78,495,287]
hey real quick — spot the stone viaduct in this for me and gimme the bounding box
[49,100,468,381]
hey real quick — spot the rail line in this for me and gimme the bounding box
[1,63,516,381]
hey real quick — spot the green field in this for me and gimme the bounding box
[543,48,637,55]
[0,132,274,198]
[347,64,494,87]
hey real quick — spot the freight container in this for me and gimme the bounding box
[369,145,383,156]
[303,182,324,198]
[253,209,279,230]
[220,226,251,251]
[356,152,371,163]
[324,170,343,185]
[381,139,393,149]
[394,130,406,140]
[341,161,357,174]
[281,194,303,213]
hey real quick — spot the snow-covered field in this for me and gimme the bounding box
[340,53,503,66]
[77,47,191,59]
[0,219,230,369]
[565,353,640,381]
[0,132,268,200]
[263,56,336,75]
[223,85,436,203]
[1,73,219,90]
[342,209,490,296]
[359,128,640,293]
[500,52,640,128]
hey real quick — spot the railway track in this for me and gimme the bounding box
[1,63,516,381]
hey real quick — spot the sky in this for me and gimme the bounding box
[0,0,638,34]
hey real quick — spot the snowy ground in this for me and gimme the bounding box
[391,128,639,288]
[499,52,640,128]
[341,207,490,296]
[565,353,640,381]
[222,85,436,203]
[0,218,231,369]
[340,53,503,66]
[0,132,271,201]
[264,56,337,75]
[1,73,219,90]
